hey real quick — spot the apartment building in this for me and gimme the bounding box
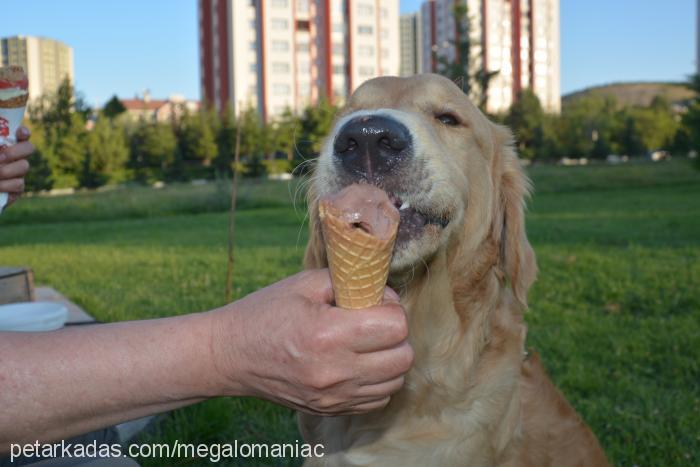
[199,0,400,121]
[419,0,560,113]
[0,35,74,102]
[399,13,422,76]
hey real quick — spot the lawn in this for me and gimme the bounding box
[1,159,699,466]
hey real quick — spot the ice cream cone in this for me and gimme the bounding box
[0,66,28,213]
[0,93,28,108]
[320,200,398,309]
[0,65,28,141]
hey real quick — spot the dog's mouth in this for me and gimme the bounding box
[389,193,450,246]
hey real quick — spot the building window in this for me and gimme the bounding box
[271,0,288,7]
[297,0,309,14]
[333,43,344,55]
[250,63,257,72]
[333,23,345,33]
[273,84,291,95]
[250,41,257,51]
[381,7,388,18]
[359,66,375,76]
[333,65,345,74]
[357,3,374,15]
[250,20,256,29]
[271,18,289,29]
[358,45,374,57]
[271,40,289,52]
[380,29,389,39]
[358,25,373,35]
[272,62,290,73]
[297,42,310,52]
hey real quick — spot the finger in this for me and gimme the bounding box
[0,178,25,193]
[346,396,391,414]
[0,159,30,180]
[15,126,31,142]
[341,303,409,353]
[297,268,335,304]
[355,341,414,384]
[0,141,35,163]
[357,375,405,398]
[382,286,400,304]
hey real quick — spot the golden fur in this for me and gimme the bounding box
[300,74,609,466]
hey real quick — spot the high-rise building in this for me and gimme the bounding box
[198,0,400,121]
[0,36,74,102]
[400,13,422,76]
[419,0,560,114]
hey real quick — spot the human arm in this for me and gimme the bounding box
[0,269,413,450]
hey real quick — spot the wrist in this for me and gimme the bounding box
[198,304,253,398]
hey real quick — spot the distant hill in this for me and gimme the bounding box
[562,82,696,108]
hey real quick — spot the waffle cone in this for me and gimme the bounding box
[320,201,397,309]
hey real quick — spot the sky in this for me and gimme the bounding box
[3,0,697,107]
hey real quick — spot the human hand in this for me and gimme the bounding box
[208,269,414,415]
[0,127,33,207]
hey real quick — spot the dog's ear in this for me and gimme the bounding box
[491,124,537,309]
[303,191,328,269]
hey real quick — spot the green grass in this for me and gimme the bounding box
[1,159,699,466]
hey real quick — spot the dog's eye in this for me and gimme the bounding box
[435,113,460,126]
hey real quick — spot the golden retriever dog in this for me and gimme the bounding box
[299,74,609,466]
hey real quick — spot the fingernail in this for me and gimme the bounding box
[384,287,400,302]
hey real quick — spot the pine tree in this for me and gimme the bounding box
[28,78,88,188]
[102,95,127,120]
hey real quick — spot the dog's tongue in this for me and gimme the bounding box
[322,184,399,240]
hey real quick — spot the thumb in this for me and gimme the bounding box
[15,127,31,142]
[296,268,335,304]
[382,286,400,304]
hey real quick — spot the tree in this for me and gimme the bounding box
[81,118,129,187]
[296,98,336,168]
[435,3,497,110]
[681,74,700,168]
[176,111,217,165]
[129,123,177,182]
[215,104,237,175]
[22,121,53,192]
[28,78,89,188]
[506,90,545,160]
[625,106,678,154]
[102,95,126,120]
[274,107,300,161]
[557,94,622,158]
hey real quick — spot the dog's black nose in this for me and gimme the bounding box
[333,115,411,179]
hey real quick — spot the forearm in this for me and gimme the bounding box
[0,310,237,450]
